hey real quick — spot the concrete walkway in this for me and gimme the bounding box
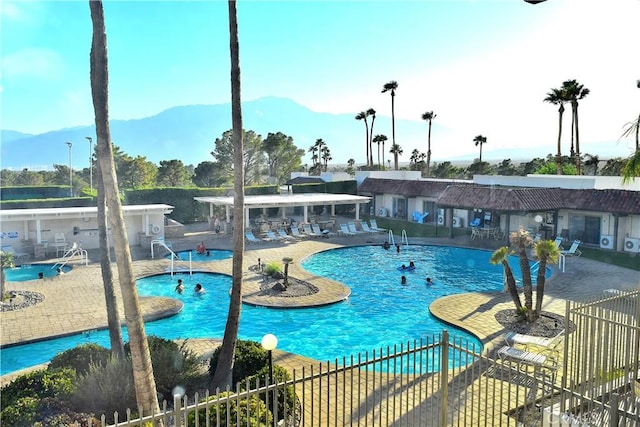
[1,223,638,387]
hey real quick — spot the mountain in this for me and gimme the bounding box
[0,97,445,170]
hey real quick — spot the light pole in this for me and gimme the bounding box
[85,136,93,194]
[261,333,278,423]
[65,142,73,197]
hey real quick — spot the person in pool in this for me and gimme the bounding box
[382,241,390,250]
[426,277,433,286]
[175,279,184,294]
[194,283,205,294]
[409,261,415,268]
[196,242,206,254]
[401,275,407,285]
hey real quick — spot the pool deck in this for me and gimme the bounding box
[1,222,638,387]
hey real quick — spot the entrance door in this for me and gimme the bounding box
[568,214,601,245]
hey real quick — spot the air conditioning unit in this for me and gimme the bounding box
[437,215,445,225]
[599,235,614,249]
[452,217,462,228]
[378,207,388,217]
[623,237,640,253]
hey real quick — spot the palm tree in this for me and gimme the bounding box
[473,135,487,164]
[622,149,640,183]
[510,228,534,321]
[321,145,331,171]
[355,111,370,167]
[212,0,246,391]
[562,79,590,174]
[532,240,560,316]
[621,79,640,152]
[544,88,568,175]
[372,134,387,167]
[421,111,436,177]
[0,251,15,301]
[389,143,403,170]
[367,108,376,167]
[382,80,398,152]
[89,1,160,415]
[489,246,524,312]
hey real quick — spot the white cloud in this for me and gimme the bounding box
[2,48,63,80]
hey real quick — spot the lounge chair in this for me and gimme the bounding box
[369,219,386,232]
[1,245,30,261]
[503,329,564,357]
[302,224,322,238]
[312,224,331,237]
[496,345,558,373]
[245,231,264,244]
[276,228,296,241]
[347,222,365,235]
[553,236,563,248]
[361,222,382,234]
[339,223,357,236]
[290,226,308,239]
[560,240,582,257]
[469,218,481,228]
[265,230,284,241]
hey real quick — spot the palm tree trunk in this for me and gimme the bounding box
[364,118,370,167]
[369,115,376,167]
[382,141,385,167]
[517,248,534,322]
[97,160,124,359]
[426,121,432,177]
[635,114,639,151]
[502,260,523,311]
[391,93,396,151]
[212,0,245,391]
[556,105,564,175]
[534,259,548,318]
[574,102,582,174]
[89,1,160,416]
[479,144,483,164]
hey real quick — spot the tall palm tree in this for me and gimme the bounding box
[372,134,387,167]
[382,80,398,152]
[473,135,487,164]
[532,240,560,316]
[367,108,376,167]
[89,1,159,415]
[621,79,640,152]
[562,79,590,174]
[489,246,523,312]
[321,146,332,171]
[544,88,568,175]
[389,143,403,170]
[421,111,436,177]
[510,228,534,322]
[212,0,246,391]
[355,111,370,167]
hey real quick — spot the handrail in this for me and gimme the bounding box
[52,243,88,269]
[401,229,409,247]
[387,230,395,247]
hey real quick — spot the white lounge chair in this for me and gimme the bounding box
[369,219,386,232]
[560,240,582,257]
[312,224,331,237]
[290,226,308,239]
[503,329,564,357]
[1,245,30,261]
[245,231,264,244]
[347,222,365,235]
[361,222,381,234]
[497,345,558,371]
[553,236,563,248]
[265,230,284,241]
[339,223,357,236]
[302,224,322,238]
[276,228,296,241]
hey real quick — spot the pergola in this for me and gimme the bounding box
[194,193,372,227]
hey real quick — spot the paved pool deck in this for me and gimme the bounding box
[1,223,638,386]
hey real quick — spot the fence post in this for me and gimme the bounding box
[173,393,182,426]
[439,330,449,427]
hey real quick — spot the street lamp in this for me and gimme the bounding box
[261,333,278,422]
[65,142,73,197]
[85,136,93,194]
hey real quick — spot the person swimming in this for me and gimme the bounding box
[194,283,205,294]
[401,275,407,285]
[175,279,184,294]
[426,277,433,285]
[196,242,205,254]
[382,241,390,250]
[409,261,415,268]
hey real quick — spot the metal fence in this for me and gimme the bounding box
[93,290,639,427]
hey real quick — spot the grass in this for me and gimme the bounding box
[365,216,640,271]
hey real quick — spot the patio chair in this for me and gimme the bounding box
[339,223,357,236]
[1,244,30,261]
[496,345,558,372]
[347,222,365,235]
[302,224,322,238]
[560,240,582,257]
[290,226,308,239]
[469,218,481,228]
[361,222,381,234]
[265,230,284,241]
[369,219,386,232]
[503,329,564,357]
[276,228,296,241]
[553,236,563,248]
[245,231,264,244]
[312,224,332,237]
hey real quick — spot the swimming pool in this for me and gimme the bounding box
[3,263,73,281]
[0,245,540,375]
[166,249,233,262]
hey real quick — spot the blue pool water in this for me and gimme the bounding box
[3,264,73,281]
[166,249,233,262]
[0,245,539,375]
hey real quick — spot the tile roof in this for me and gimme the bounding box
[358,178,461,198]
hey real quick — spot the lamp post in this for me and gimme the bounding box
[261,333,278,423]
[85,136,93,194]
[65,142,73,197]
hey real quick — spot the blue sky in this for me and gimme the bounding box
[1,0,639,162]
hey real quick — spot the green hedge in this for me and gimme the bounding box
[0,197,94,210]
[0,186,69,201]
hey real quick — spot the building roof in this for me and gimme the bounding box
[0,204,175,221]
[195,193,371,209]
[358,178,462,198]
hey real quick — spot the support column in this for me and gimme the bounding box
[36,220,42,243]
[245,207,251,228]
[355,203,360,221]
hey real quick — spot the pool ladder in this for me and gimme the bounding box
[388,229,409,247]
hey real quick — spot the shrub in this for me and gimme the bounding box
[0,368,75,409]
[48,343,111,376]
[244,365,298,422]
[0,396,39,427]
[264,261,281,277]
[209,340,268,385]
[70,358,136,424]
[187,391,272,427]
[125,336,202,400]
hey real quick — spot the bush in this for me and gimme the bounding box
[0,396,39,427]
[125,336,202,400]
[48,343,111,376]
[209,340,269,385]
[70,358,136,424]
[264,262,281,277]
[187,391,272,427]
[0,368,75,409]
[245,365,298,422]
